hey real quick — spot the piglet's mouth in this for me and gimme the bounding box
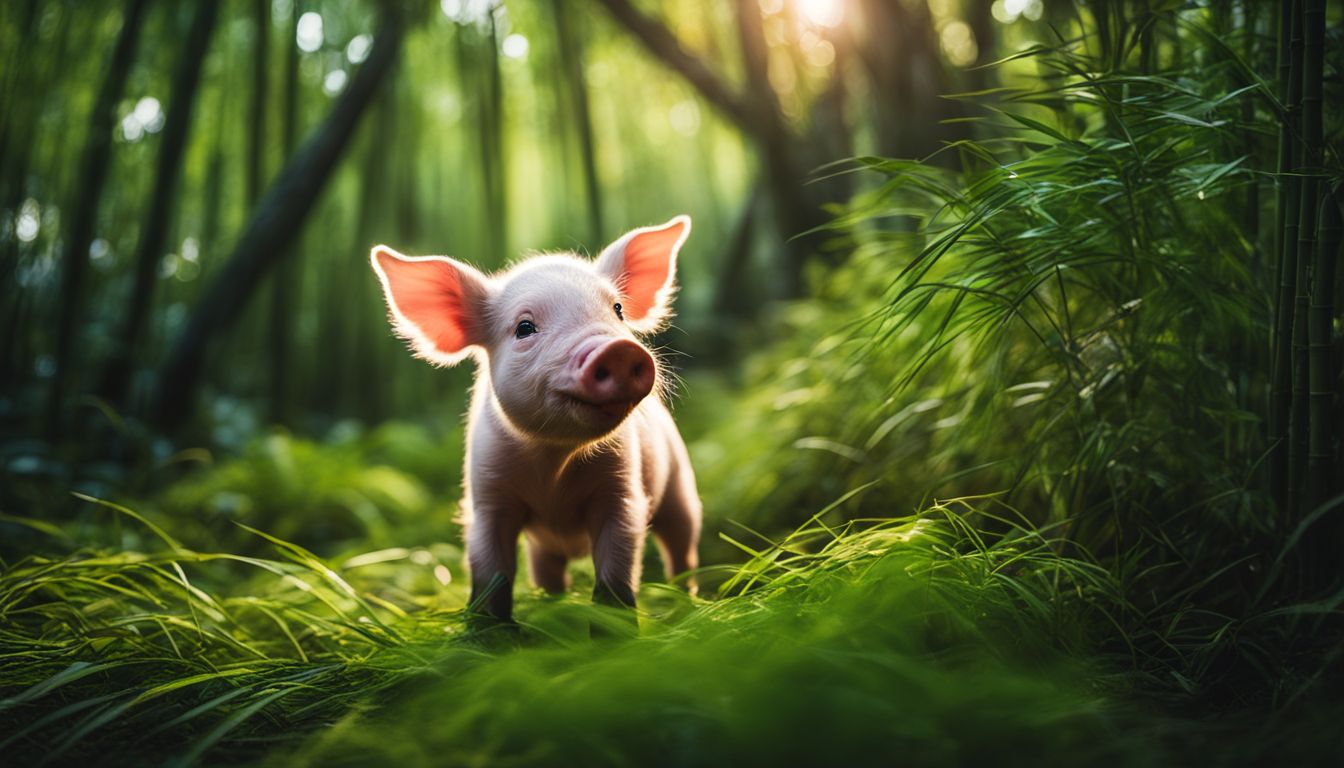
[555,390,641,421]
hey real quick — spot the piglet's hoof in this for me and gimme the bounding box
[463,613,522,648]
[589,583,638,640]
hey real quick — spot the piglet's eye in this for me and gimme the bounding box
[614,303,624,321]
[515,320,538,339]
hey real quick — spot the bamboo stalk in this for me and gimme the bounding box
[97,0,219,409]
[248,0,270,207]
[268,0,303,426]
[155,11,406,430]
[47,0,152,437]
[1269,0,1303,514]
[553,0,603,244]
[1288,0,1324,515]
[1308,189,1340,510]
[484,6,506,266]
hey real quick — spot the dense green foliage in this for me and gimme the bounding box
[0,498,1330,767]
[3,0,1344,766]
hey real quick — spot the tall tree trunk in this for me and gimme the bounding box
[483,7,506,265]
[268,0,302,425]
[735,0,830,296]
[200,88,228,263]
[803,20,853,230]
[1292,0,1325,514]
[452,16,506,266]
[1270,0,1304,515]
[247,0,270,207]
[854,0,949,161]
[98,1,218,410]
[1,0,64,393]
[1308,189,1340,511]
[155,11,406,432]
[712,181,761,321]
[964,0,997,97]
[1238,0,1260,271]
[350,82,399,424]
[0,0,41,194]
[553,0,603,243]
[246,0,271,420]
[0,0,39,206]
[46,0,152,437]
[1284,0,1317,519]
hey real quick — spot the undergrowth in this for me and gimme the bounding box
[2,493,1341,767]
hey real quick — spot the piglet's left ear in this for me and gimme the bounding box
[595,215,689,333]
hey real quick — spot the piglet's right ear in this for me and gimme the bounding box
[370,245,492,366]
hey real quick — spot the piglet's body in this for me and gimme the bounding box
[371,217,701,622]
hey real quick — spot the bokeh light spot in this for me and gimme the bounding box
[501,33,528,59]
[323,69,348,96]
[346,34,372,64]
[296,11,323,52]
[669,100,701,136]
[16,198,39,243]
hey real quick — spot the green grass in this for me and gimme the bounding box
[3,493,1341,767]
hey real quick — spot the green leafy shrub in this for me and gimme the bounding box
[151,422,464,553]
[694,22,1273,568]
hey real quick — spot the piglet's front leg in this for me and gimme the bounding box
[466,503,525,624]
[588,502,645,611]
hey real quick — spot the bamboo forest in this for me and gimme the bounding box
[1,0,1343,764]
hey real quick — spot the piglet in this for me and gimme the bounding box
[370,216,702,623]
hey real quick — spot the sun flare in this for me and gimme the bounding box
[797,0,844,28]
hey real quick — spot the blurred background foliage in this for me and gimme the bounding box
[3,0,1344,765]
[0,0,1075,533]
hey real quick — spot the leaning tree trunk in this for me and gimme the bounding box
[98,0,218,409]
[598,0,939,297]
[591,0,755,132]
[592,0,827,297]
[154,11,406,431]
[47,0,152,437]
[268,0,302,426]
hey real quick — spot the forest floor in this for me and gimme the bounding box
[3,476,1343,767]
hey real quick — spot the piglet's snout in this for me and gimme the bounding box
[576,339,655,415]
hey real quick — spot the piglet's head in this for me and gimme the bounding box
[371,216,689,444]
